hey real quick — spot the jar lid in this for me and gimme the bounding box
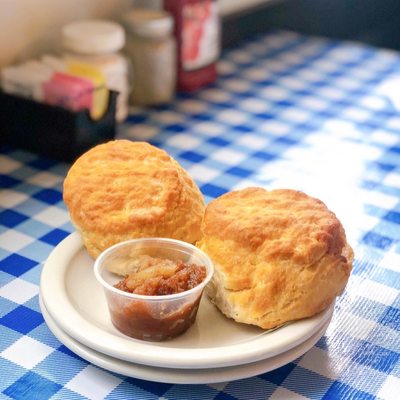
[62,20,125,54]
[123,9,173,39]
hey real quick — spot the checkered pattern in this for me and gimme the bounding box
[1,30,400,399]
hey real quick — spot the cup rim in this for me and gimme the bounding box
[94,237,214,301]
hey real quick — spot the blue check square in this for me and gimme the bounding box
[4,371,61,400]
[180,151,206,163]
[125,377,172,397]
[214,388,262,400]
[28,158,57,170]
[275,136,298,146]
[378,306,400,331]
[226,166,253,178]
[0,210,28,228]
[0,254,38,277]
[253,151,276,161]
[0,306,44,334]
[201,183,228,199]
[384,211,400,224]
[389,145,400,154]
[233,124,254,132]
[260,362,296,385]
[33,189,62,205]
[354,341,400,373]
[125,113,146,123]
[165,123,186,133]
[0,174,21,188]
[39,229,69,246]
[276,99,294,107]
[374,162,396,172]
[208,137,230,147]
[190,113,213,121]
[361,232,394,250]
[322,381,374,400]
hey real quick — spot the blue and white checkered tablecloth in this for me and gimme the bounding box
[1,30,400,399]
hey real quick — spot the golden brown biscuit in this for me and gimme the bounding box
[197,187,353,330]
[63,140,205,259]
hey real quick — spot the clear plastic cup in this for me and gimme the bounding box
[94,238,214,341]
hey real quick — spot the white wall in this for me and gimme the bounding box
[0,0,271,68]
[0,0,134,68]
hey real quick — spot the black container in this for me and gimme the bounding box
[0,90,117,162]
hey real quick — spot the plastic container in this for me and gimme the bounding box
[164,0,220,92]
[1,62,53,101]
[62,19,130,121]
[123,9,176,106]
[0,89,117,162]
[94,238,214,341]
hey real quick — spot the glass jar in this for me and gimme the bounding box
[62,19,131,122]
[164,0,220,92]
[123,9,176,106]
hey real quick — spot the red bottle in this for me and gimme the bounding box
[164,0,219,92]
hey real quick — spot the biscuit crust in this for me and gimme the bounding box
[63,140,205,258]
[197,187,353,329]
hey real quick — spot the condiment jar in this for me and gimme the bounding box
[94,238,214,341]
[62,19,131,122]
[123,9,176,106]
[164,0,220,92]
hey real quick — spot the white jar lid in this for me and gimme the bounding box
[123,9,173,39]
[62,20,126,54]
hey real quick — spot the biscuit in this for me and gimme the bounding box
[63,140,205,259]
[197,187,353,329]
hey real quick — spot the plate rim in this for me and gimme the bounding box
[40,232,335,369]
[40,295,330,385]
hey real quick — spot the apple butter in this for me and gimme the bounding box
[108,256,206,341]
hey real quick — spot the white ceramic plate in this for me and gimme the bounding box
[40,296,330,384]
[40,232,334,369]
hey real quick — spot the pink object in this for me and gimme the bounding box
[42,72,93,112]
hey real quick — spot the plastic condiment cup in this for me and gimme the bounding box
[94,238,214,341]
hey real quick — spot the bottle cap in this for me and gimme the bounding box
[62,20,125,54]
[123,9,173,39]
